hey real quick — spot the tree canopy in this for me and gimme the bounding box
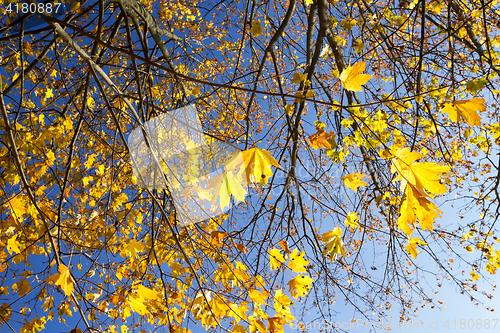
[1,0,500,332]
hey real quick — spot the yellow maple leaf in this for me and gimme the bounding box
[6,196,28,222]
[241,148,281,185]
[136,285,161,301]
[250,319,267,333]
[442,98,485,126]
[321,228,345,261]
[123,239,145,259]
[229,303,248,323]
[391,147,449,196]
[273,289,292,313]
[288,249,309,273]
[308,130,334,150]
[7,234,21,255]
[291,72,307,84]
[345,212,360,228]
[406,237,427,259]
[249,289,269,305]
[208,171,247,210]
[268,316,287,333]
[398,184,442,235]
[341,173,367,192]
[339,61,372,91]
[129,294,148,315]
[286,275,314,298]
[45,88,54,100]
[486,263,497,274]
[52,264,74,296]
[269,248,286,270]
[12,279,31,296]
[470,270,480,280]
[250,21,263,36]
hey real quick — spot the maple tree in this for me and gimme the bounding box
[1,0,500,332]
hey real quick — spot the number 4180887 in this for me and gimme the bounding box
[4,2,62,14]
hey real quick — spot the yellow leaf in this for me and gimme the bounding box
[136,285,161,300]
[391,147,449,195]
[13,279,31,296]
[470,270,480,280]
[268,316,287,333]
[486,263,497,274]
[250,319,267,333]
[209,171,247,210]
[6,196,28,222]
[229,303,248,323]
[87,97,95,110]
[288,249,309,273]
[345,212,360,228]
[269,248,286,271]
[286,275,314,298]
[45,88,54,100]
[249,289,269,305]
[339,61,372,91]
[405,237,427,259]
[41,296,54,311]
[291,72,307,84]
[321,228,345,261]
[241,148,281,185]
[55,264,74,296]
[273,289,292,314]
[250,21,263,36]
[442,98,485,126]
[308,130,334,150]
[341,173,367,192]
[129,294,148,315]
[124,239,145,259]
[7,234,21,255]
[398,184,442,236]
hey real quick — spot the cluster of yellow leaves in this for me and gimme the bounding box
[391,147,449,257]
[128,284,161,316]
[442,98,486,126]
[308,130,334,150]
[321,227,345,261]
[339,61,372,91]
[268,247,313,300]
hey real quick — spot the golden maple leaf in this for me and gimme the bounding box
[442,98,485,126]
[47,264,74,296]
[321,228,345,261]
[344,212,360,228]
[391,147,449,196]
[406,237,427,259]
[248,289,269,305]
[208,171,247,210]
[308,130,334,150]
[288,249,309,273]
[241,147,281,185]
[269,248,286,270]
[341,173,367,192]
[286,275,314,298]
[129,294,148,315]
[339,61,373,91]
[250,21,263,36]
